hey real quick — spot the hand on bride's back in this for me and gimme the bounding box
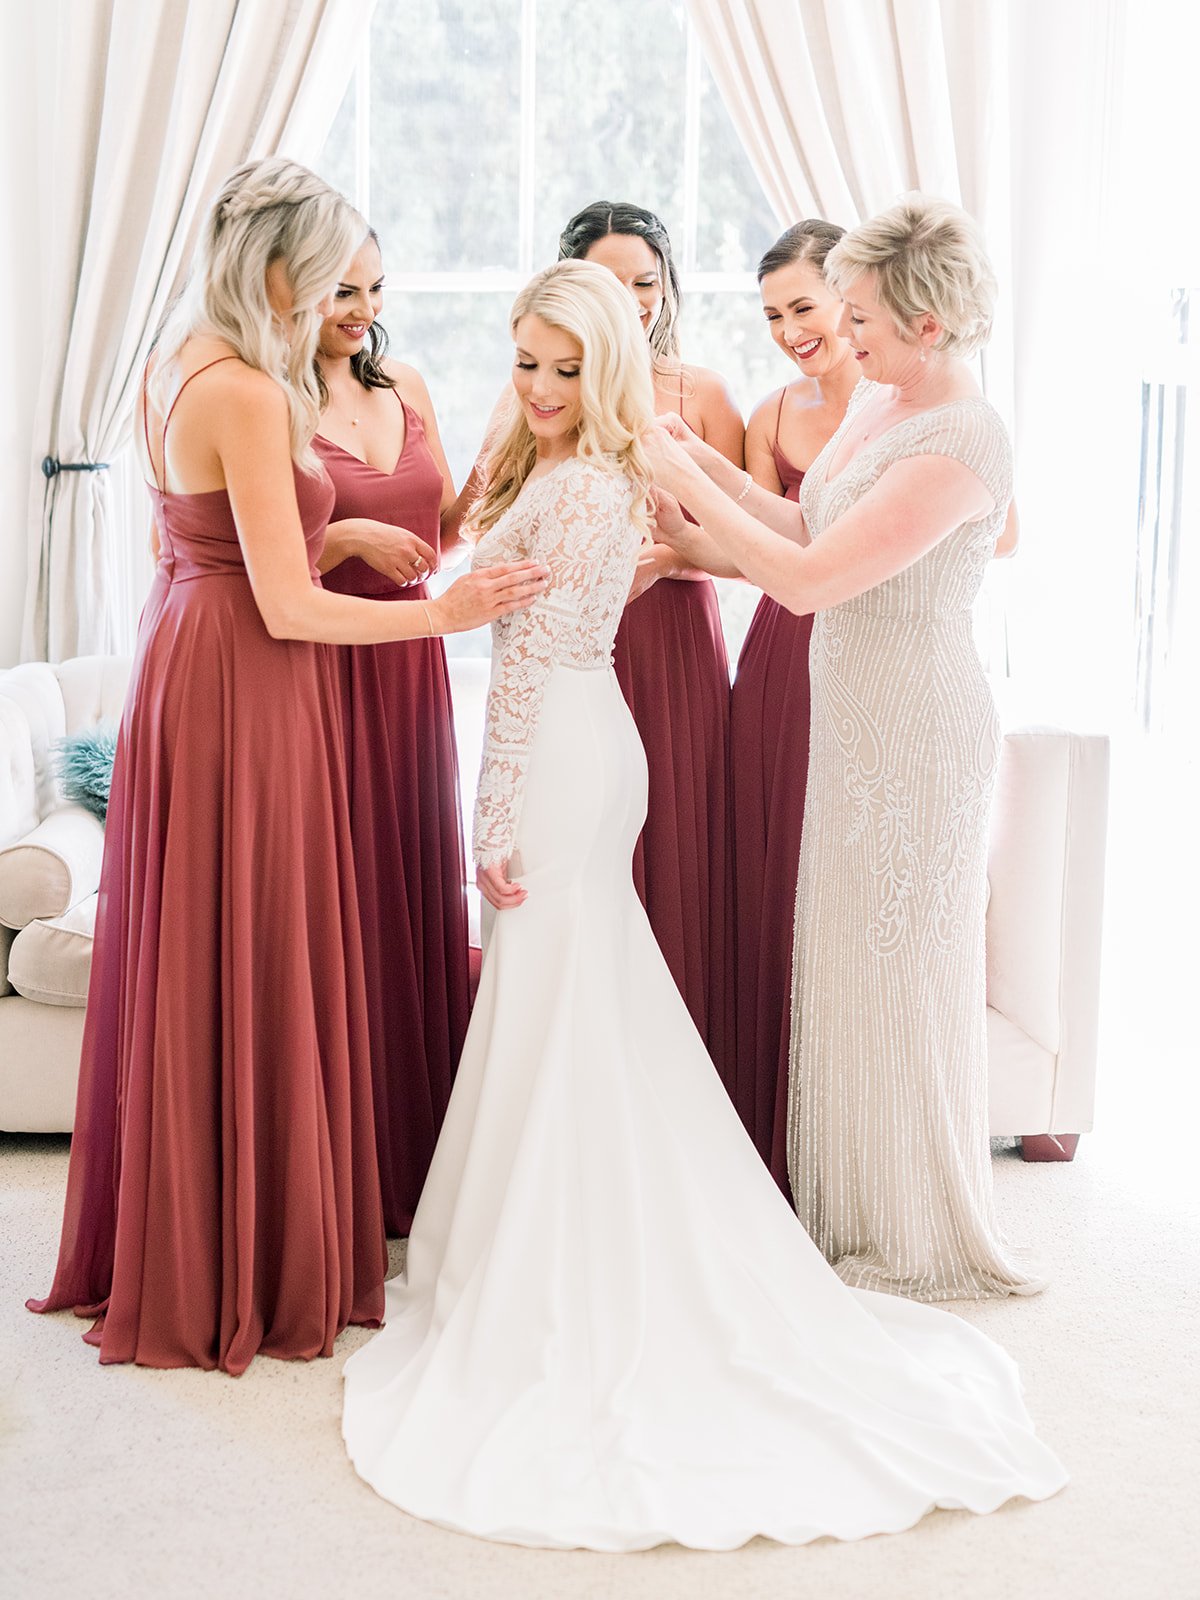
[432,563,550,634]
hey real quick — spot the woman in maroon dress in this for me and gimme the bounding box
[729,221,857,1195]
[558,202,743,1078]
[313,232,473,1236]
[27,160,548,1373]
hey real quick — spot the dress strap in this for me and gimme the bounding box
[774,384,787,450]
[678,365,685,417]
[149,355,240,493]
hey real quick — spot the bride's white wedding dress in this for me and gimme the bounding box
[340,453,1066,1551]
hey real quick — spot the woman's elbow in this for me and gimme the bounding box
[256,594,311,641]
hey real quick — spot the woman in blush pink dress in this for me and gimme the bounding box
[558,202,742,1079]
[314,232,473,1236]
[26,160,548,1374]
[730,221,858,1195]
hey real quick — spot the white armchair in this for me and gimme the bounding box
[986,727,1109,1159]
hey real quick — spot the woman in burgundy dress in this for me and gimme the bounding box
[27,160,547,1373]
[729,221,857,1195]
[313,232,473,1236]
[558,202,743,1078]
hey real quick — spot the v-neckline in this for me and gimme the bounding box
[317,394,410,477]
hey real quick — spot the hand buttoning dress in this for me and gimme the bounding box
[790,386,1042,1300]
[341,452,1065,1550]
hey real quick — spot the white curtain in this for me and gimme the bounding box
[684,0,1013,404]
[22,0,376,662]
[686,0,1129,712]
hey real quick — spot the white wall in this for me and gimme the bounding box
[0,5,48,665]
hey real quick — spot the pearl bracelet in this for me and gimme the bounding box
[734,471,753,503]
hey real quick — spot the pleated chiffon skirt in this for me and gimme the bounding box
[29,549,387,1372]
[612,576,734,1081]
[729,594,813,1195]
[330,593,471,1236]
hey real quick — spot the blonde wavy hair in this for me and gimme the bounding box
[825,193,996,358]
[152,158,364,473]
[470,260,656,536]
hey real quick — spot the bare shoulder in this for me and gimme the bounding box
[206,360,289,415]
[747,384,788,434]
[684,362,740,413]
[382,358,432,409]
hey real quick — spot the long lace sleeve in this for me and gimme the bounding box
[472,463,635,869]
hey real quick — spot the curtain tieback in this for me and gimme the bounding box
[41,456,110,479]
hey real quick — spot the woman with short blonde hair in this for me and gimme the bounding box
[648,191,1039,1302]
[823,192,997,356]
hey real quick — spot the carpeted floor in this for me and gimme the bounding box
[3,1108,1197,1600]
[2,732,1197,1599]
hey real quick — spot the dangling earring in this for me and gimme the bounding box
[919,348,927,364]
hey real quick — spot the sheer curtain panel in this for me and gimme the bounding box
[22,0,376,661]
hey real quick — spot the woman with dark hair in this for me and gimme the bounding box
[558,201,741,1078]
[728,219,858,1195]
[313,230,475,1236]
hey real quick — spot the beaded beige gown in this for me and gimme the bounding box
[790,385,1041,1302]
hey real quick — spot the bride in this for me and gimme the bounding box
[340,259,1066,1551]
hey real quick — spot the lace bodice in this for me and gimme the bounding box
[471,455,642,867]
[799,383,1012,618]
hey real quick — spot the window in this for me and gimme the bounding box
[315,0,783,657]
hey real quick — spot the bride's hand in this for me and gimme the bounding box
[477,859,527,910]
[428,563,550,633]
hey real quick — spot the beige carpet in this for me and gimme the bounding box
[3,734,1197,1599]
[3,1107,1197,1600]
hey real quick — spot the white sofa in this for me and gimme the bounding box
[0,655,1109,1159]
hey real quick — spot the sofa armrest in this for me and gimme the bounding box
[0,804,106,930]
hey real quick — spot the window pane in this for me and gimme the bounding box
[532,0,689,266]
[695,56,779,273]
[369,0,522,272]
[678,287,787,421]
[378,290,514,489]
[315,70,357,203]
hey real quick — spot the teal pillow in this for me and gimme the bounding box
[53,724,118,823]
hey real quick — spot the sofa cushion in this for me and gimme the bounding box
[8,894,96,1006]
[0,662,68,815]
[54,655,132,733]
[0,696,39,848]
[0,805,106,929]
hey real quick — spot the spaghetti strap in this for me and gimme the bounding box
[146,355,240,493]
[678,365,685,417]
[774,384,787,450]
